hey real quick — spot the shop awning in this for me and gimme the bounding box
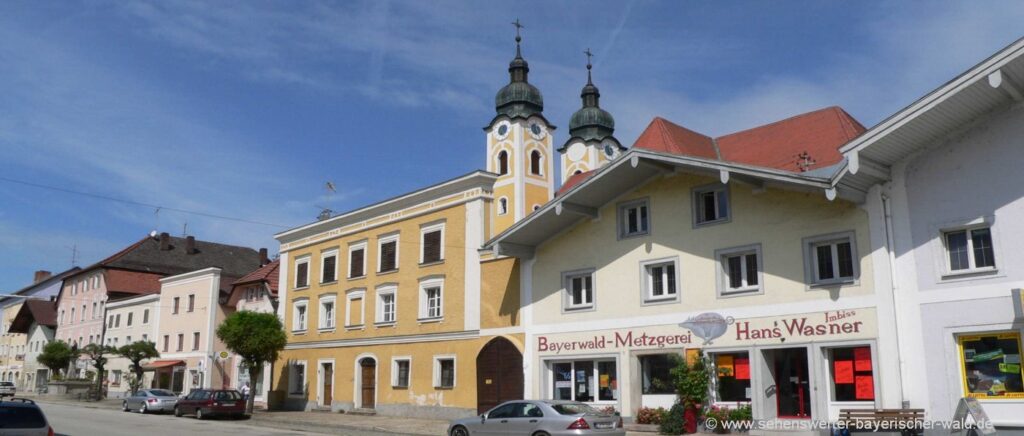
[143,360,185,370]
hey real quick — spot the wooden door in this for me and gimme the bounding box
[476,337,524,414]
[323,363,333,406]
[360,359,375,409]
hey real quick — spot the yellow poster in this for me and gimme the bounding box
[717,355,735,377]
[600,374,609,388]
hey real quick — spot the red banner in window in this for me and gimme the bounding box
[834,360,854,384]
[855,375,874,400]
[854,347,872,371]
[734,358,750,380]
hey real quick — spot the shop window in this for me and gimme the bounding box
[392,357,410,388]
[694,185,729,226]
[711,352,751,402]
[562,271,595,311]
[640,354,679,394]
[944,227,996,273]
[829,346,874,401]
[618,199,650,238]
[959,332,1024,399]
[551,360,617,403]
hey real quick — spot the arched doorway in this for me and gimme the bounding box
[476,337,524,414]
[358,358,376,409]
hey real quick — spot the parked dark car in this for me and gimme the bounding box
[173,389,246,420]
[0,398,53,436]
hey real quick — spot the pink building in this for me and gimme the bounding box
[54,232,262,377]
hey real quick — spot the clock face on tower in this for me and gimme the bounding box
[604,144,616,158]
[495,121,511,140]
[567,142,586,161]
[528,121,546,140]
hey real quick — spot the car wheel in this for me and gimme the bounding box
[174,406,182,417]
[122,401,129,412]
[139,404,147,414]
[196,408,205,420]
[450,425,470,436]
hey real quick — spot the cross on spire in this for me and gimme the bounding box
[584,48,594,84]
[512,18,524,57]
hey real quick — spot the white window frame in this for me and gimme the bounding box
[716,244,765,297]
[391,356,411,388]
[320,248,339,283]
[345,289,366,329]
[433,355,457,389]
[348,241,368,279]
[561,269,596,312]
[418,277,444,322]
[802,231,859,287]
[693,184,731,227]
[941,224,997,277]
[318,295,337,330]
[419,222,446,264]
[618,198,651,239]
[289,360,307,397]
[377,233,400,273]
[92,275,100,289]
[294,255,311,289]
[292,299,309,332]
[640,257,680,304]
[375,285,397,325]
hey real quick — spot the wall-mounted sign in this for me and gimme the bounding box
[536,308,877,356]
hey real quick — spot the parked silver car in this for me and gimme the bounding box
[448,400,624,436]
[0,382,15,398]
[122,389,179,414]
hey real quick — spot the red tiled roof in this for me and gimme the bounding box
[232,260,279,296]
[556,170,598,196]
[104,269,163,295]
[633,107,865,173]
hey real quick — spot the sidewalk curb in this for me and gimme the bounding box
[250,413,441,436]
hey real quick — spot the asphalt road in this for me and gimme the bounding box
[39,402,323,436]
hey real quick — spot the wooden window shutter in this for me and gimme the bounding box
[423,230,442,263]
[380,241,397,272]
[350,249,364,277]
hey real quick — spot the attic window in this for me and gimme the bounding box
[694,185,730,226]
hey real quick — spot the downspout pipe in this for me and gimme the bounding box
[882,192,909,407]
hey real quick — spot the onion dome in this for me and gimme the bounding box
[568,54,615,142]
[495,23,544,119]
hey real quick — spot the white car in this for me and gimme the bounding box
[0,382,15,398]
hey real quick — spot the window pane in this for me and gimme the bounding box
[598,361,617,401]
[947,231,970,271]
[641,354,678,394]
[971,229,995,268]
[423,230,442,263]
[380,241,397,271]
[837,242,854,278]
[296,263,308,287]
[960,332,1024,398]
[713,352,751,402]
[702,192,717,222]
[816,245,835,280]
[350,249,364,277]
[440,359,455,388]
[627,208,639,234]
[571,277,583,305]
[584,276,593,304]
[651,266,664,296]
[830,346,874,401]
[716,190,729,219]
[666,264,676,295]
[639,205,648,232]
[323,256,336,282]
[553,363,572,400]
[574,361,594,402]
[745,254,758,286]
[727,256,743,288]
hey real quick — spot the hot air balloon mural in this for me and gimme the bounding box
[679,313,735,345]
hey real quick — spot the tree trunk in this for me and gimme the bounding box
[94,366,104,401]
[134,364,145,395]
[246,364,261,414]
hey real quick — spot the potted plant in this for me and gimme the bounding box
[671,352,710,434]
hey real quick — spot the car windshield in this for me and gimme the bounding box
[0,405,46,429]
[551,403,603,416]
[148,390,176,397]
[0,382,14,387]
[213,391,241,400]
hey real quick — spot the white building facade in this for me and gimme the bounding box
[103,294,161,398]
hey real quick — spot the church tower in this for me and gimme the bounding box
[559,50,623,184]
[486,21,555,234]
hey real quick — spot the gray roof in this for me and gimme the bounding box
[100,236,261,279]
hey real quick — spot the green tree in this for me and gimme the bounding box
[671,352,710,409]
[216,311,287,414]
[82,343,116,400]
[117,341,160,395]
[36,340,78,380]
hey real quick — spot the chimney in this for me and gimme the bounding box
[33,270,52,283]
[259,248,269,266]
[186,236,197,254]
[159,232,171,250]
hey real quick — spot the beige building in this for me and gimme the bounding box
[224,259,280,406]
[104,293,160,398]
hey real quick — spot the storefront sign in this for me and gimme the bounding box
[536,308,877,356]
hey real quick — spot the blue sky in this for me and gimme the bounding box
[1,1,1022,292]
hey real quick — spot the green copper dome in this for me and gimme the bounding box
[495,33,544,119]
[568,67,615,141]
